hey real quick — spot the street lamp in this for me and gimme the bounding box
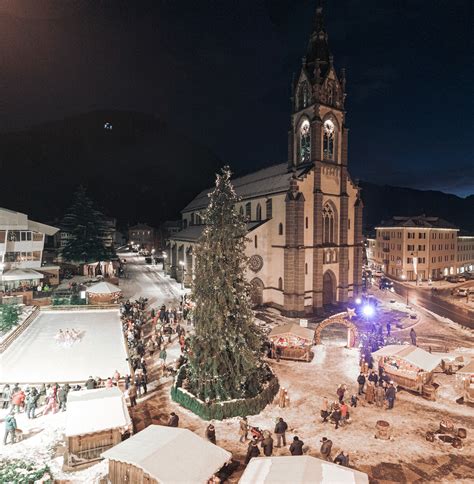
[179,260,185,289]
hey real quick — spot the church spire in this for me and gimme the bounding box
[306,0,331,82]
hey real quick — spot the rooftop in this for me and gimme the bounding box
[376,215,458,230]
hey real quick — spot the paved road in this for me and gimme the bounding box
[391,280,474,328]
[118,253,186,307]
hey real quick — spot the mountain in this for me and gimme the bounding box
[359,181,474,234]
[0,111,223,228]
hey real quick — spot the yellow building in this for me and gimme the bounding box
[167,3,363,317]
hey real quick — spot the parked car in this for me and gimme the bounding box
[379,277,394,290]
[457,276,466,283]
[455,288,469,297]
[446,276,459,283]
[374,270,384,277]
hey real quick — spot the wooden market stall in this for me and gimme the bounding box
[269,323,315,362]
[64,387,132,468]
[456,359,474,404]
[372,345,442,397]
[102,425,232,484]
[85,281,122,304]
[240,456,369,484]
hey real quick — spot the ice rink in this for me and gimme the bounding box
[0,310,130,384]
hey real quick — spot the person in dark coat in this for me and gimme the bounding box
[2,384,11,409]
[58,384,70,412]
[274,417,288,447]
[385,383,396,409]
[320,437,333,461]
[86,376,96,390]
[167,412,179,427]
[332,406,342,429]
[410,328,417,346]
[289,436,304,455]
[26,388,39,419]
[206,424,216,444]
[245,439,260,465]
[261,432,274,456]
[4,412,17,445]
[334,451,349,467]
[357,373,366,395]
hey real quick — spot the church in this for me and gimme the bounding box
[167,2,363,317]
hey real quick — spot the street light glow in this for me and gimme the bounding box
[362,304,375,317]
[179,260,185,267]
[355,297,362,305]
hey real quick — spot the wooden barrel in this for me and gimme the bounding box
[452,437,463,449]
[458,428,467,439]
[375,420,391,440]
[422,384,436,401]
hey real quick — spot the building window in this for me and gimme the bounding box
[278,277,283,290]
[297,81,309,109]
[245,202,251,220]
[305,263,308,274]
[278,223,283,235]
[305,217,309,229]
[254,235,258,249]
[323,119,335,161]
[266,198,273,219]
[256,203,262,221]
[299,119,311,163]
[323,202,336,245]
[190,213,195,225]
[348,219,351,230]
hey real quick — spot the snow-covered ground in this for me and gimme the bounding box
[0,310,129,384]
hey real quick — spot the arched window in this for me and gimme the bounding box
[323,119,335,161]
[278,277,283,290]
[266,198,273,219]
[278,223,283,235]
[245,202,251,220]
[297,81,309,109]
[256,203,262,221]
[305,263,308,275]
[254,235,258,249]
[305,217,309,229]
[323,202,336,245]
[299,119,311,164]
[327,83,334,105]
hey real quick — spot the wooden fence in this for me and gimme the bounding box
[0,307,40,353]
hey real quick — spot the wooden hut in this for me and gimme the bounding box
[268,323,315,361]
[372,345,442,396]
[85,281,122,304]
[64,387,132,468]
[240,456,369,484]
[102,425,232,484]
[456,359,474,404]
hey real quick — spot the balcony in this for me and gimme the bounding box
[382,235,390,241]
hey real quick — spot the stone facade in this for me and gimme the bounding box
[167,3,363,316]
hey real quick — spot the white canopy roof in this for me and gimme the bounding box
[269,323,315,342]
[66,387,131,437]
[372,345,442,372]
[457,360,474,375]
[102,425,232,483]
[1,268,44,281]
[86,281,122,294]
[240,456,369,484]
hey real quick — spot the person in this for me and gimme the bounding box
[261,431,274,456]
[168,412,179,427]
[26,387,39,419]
[320,397,329,423]
[245,438,260,465]
[336,384,346,403]
[58,384,70,412]
[350,394,358,408]
[334,451,349,467]
[275,346,282,362]
[386,383,396,409]
[368,370,378,386]
[340,401,348,425]
[11,388,25,413]
[410,328,417,346]
[365,381,375,404]
[4,411,17,445]
[159,348,167,366]
[239,417,249,443]
[289,436,304,455]
[206,424,216,444]
[357,373,366,395]
[386,322,391,337]
[43,393,58,415]
[320,437,333,461]
[128,384,137,407]
[86,376,97,390]
[274,417,288,447]
[105,377,114,388]
[2,384,11,409]
[375,384,385,408]
[332,405,341,429]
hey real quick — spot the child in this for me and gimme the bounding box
[350,394,358,408]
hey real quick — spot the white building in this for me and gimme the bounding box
[0,207,59,291]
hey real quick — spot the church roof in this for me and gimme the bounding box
[170,221,268,243]
[305,1,331,82]
[376,216,458,230]
[182,163,309,213]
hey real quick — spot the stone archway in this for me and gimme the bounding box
[250,278,264,307]
[322,270,336,305]
[315,312,359,348]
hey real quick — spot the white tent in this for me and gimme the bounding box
[372,345,442,372]
[102,425,232,484]
[66,387,132,437]
[240,456,369,484]
[1,268,44,281]
[86,281,122,295]
[269,323,315,342]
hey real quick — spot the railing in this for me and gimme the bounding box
[42,304,119,311]
[0,307,40,353]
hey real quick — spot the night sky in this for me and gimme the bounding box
[0,0,472,196]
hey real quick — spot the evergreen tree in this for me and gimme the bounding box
[0,304,21,333]
[186,167,266,402]
[61,187,111,263]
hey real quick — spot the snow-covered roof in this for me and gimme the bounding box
[102,425,232,483]
[240,456,369,484]
[0,207,58,235]
[86,281,122,294]
[66,387,131,437]
[170,221,268,243]
[457,360,474,375]
[372,345,442,372]
[1,268,44,281]
[269,323,315,342]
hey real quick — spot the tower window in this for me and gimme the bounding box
[256,203,262,221]
[305,217,309,229]
[278,223,283,235]
[297,81,309,110]
[254,235,258,249]
[278,277,283,290]
[323,202,336,244]
[299,119,311,164]
[245,202,251,220]
[305,263,308,275]
[323,119,335,161]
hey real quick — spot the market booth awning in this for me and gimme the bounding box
[66,387,132,437]
[1,268,44,281]
[102,425,232,484]
[240,456,369,484]
[372,345,442,372]
[269,323,315,343]
[85,281,122,295]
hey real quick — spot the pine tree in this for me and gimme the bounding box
[61,187,111,263]
[186,167,266,402]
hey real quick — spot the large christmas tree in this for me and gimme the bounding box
[186,167,266,402]
[61,187,112,263]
